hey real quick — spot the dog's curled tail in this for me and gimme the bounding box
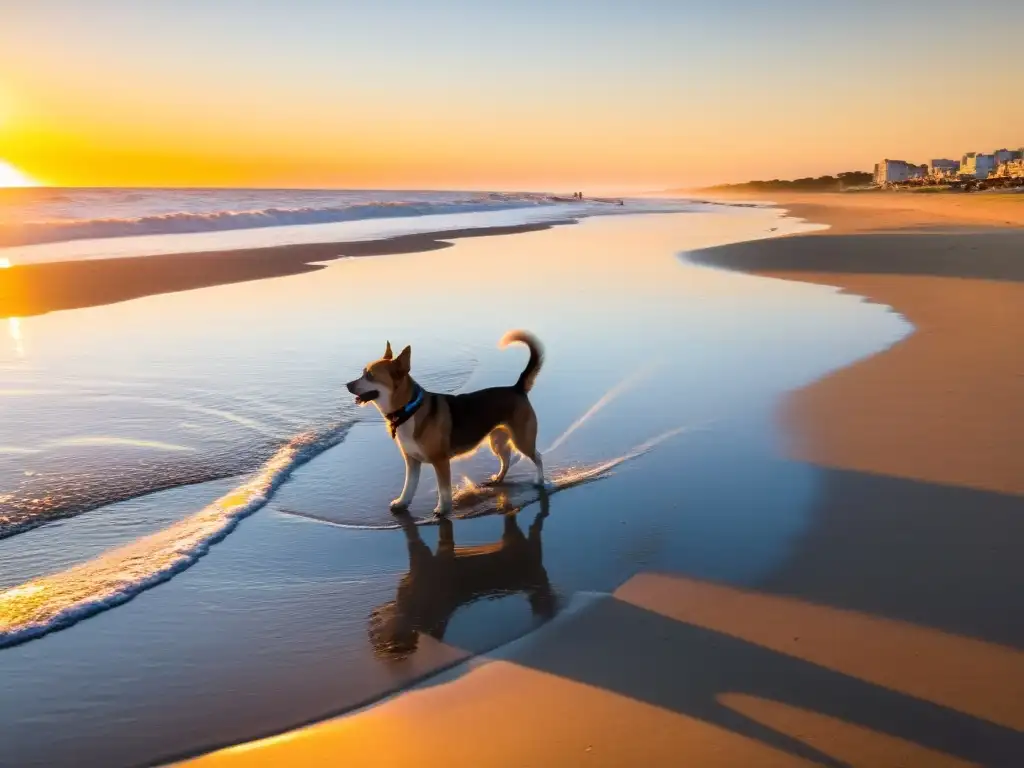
[500,330,544,394]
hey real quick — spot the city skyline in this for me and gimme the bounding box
[874,143,1024,185]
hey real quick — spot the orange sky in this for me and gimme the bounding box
[2,2,1022,190]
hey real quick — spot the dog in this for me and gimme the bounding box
[346,330,545,516]
[368,498,555,657]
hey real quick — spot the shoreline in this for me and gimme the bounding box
[690,200,1024,496]
[694,189,1024,234]
[0,220,577,317]
[178,192,1024,767]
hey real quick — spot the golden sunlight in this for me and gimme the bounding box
[8,317,24,358]
[0,160,38,188]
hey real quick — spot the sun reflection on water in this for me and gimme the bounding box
[8,317,24,357]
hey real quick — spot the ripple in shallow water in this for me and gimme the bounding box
[276,424,702,530]
[0,439,282,540]
[0,359,477,540]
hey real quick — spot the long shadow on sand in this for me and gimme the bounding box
[477,593,1023,767]
[757,464,1024,650]
[401,465,1024,766]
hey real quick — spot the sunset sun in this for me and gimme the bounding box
[0,160,38,188]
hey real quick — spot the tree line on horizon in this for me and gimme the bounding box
[707,171,874,191]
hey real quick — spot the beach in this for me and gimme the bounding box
[692,192,1024,496]
[1,192,1021,766]
[176,193,1023,767]
[5,200,901,766]
[7,2,1022,763]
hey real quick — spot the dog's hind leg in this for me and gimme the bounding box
[487,428,513,485]
[509,406,545,488]
[390,457,422,513]
[527,450,545,488]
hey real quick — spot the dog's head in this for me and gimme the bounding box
[346,340,411,412]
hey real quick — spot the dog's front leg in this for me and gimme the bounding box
[431,459,453,516]
[390,457,422,512]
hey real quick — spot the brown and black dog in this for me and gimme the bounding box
[368,499,555,657]
[347,331,545,516]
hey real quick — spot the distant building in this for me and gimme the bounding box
[928,159,960,179]
[993,148,1015,165]
[960,152,997,179]
[993,155,1024,178]
[874,159,927,184]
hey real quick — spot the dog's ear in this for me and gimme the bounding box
[383,341,393,360]
[394,345,412,377]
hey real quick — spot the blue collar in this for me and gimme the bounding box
[386,384,424,438]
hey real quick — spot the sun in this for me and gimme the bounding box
[0,160,38,188]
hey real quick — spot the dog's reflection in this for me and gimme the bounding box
[369,493,555,658]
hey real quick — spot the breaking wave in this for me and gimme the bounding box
[2,193,559,247]
[0,422,352,648]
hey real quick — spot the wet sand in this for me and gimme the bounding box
[692,229,1024,496]
[180,196,1024,767]
[0,221,573,317]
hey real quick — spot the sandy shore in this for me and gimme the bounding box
[0,221,573,317]
[691,210,1024,497]
[705,189,1024,234]
[176,195,1024,767]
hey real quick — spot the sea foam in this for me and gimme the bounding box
[1,194,555,248]
[0,422,351,648]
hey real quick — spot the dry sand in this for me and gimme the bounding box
[177,194,1024,767]
[709,189,1024,234]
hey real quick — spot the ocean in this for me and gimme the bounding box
[0,190,910,766]
[1,187,568,246]
[0,186,704,263]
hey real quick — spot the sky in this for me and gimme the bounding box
[1,0,1022,190]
